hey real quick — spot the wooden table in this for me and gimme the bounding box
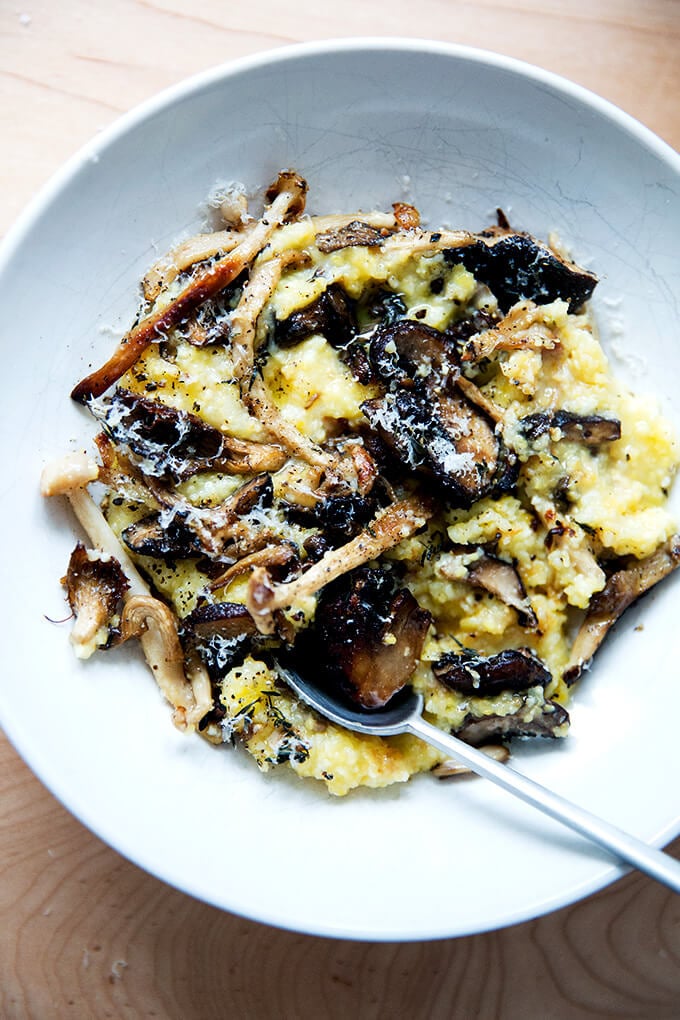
[1,3,679,1016]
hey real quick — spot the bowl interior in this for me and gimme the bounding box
[1,40,679,940]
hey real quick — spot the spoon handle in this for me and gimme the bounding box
[407,714,680,893]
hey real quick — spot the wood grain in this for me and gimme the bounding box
[1,2,679,1017]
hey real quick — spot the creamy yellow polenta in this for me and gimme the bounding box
[90,195,680,798]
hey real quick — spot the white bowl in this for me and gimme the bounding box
[1,39,678,941]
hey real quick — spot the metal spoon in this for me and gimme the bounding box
[275,660,680,893]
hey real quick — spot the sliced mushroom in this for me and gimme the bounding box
[208,544,298,592]
[456,699,570,745]
[520,410,622,445]
[71,171,308,402]
[62,543,130,658]
[91,390,286,480]
[297,567,432,708]
[433,647,551,696]
[124,473,274,563]
[454,376,505,425]
[563,534,680,685]
[467,555,537,627]
[121,511,202,560]
[246,495,435,633]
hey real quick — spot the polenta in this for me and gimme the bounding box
[43,171,679,797]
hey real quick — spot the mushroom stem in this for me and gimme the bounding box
[67,490,150,596]
[142,226,252,303]
[41,453,149,595]
[246,496,435,633]
[121,595,212,730]
[71,174,308,402]
[230,249,310,384]
[244,375,334,470]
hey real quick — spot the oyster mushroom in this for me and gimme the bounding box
[40,452,149,595]
[62,543,130,658]
[563,534,680,685]
[295,567,432,709]
[208,544,298,592]
[458,300,560,363]
[121,511,204,560]
[315,220,395,253]
[71,171,309,402]
[134,473,275,562]
[181,601,258,679]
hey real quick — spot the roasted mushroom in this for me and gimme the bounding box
[246,495,434,633]
[456,699,570,746]
[563,535,680,684]
[361,318,518,505]
[443,230,598,313]
[368,319,460,389]
[362,389,517,506]
[315,220,394,253]
[122,512,204,560]
[437,552,538,627]
[520,410,622,445]
[433,647,551,696]
[91,390,286,480]
[284,492,378,545]
[296,567,432,709]
[275,283,356,349]
[181,601,258,679]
